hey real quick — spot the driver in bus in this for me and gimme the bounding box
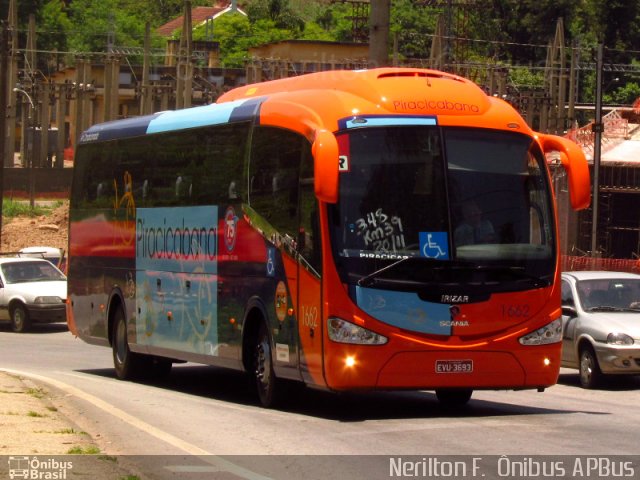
[454,201,496,246]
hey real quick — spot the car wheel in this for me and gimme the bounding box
[253,322,279,407]
[435,388,473,407]
[579,346,603,389]
[112,306,144,380]
[11,304,31,333]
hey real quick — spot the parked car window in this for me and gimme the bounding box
[1,261,66,284]
[561,280,574,306]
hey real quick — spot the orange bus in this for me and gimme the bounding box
[67,68,590,407]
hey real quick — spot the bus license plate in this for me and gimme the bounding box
[435,359,473,373]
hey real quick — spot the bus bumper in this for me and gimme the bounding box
[324,346,561,391]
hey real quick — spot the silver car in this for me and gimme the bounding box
[561,271,640,388]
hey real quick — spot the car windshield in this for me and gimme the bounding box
[1,261,66,284]
[576,278,640,311]
[328,124,556,294]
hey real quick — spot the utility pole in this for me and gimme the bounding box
[176,0,193,109]
[5,0,18,168]
[0,22,8,246]
[368,0,391,67]
[140,22,153,115]
[590,44,604,259]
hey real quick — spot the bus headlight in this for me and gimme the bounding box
[518,318,562,345]
[328,317,388,345]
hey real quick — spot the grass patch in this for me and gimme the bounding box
[46,406,58,412]
[67,445,101,455]
[27,410,46,418]
[26,387,46,399]
[2,199,62,218]
[120,476,141,480]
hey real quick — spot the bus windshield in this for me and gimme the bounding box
[329,125,555,293]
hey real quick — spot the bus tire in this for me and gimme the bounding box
[253,321,279,407]
[435,388,473,407]
[112,305,144,380]
[11,304,31,333]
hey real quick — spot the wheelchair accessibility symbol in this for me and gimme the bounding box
[266,247,276,277]
[419,232,449,260]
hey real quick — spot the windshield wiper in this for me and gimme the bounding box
[357,257,464,288]
[589,306,639,312]
[358,257,411,288]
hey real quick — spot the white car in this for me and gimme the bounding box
[561,271,640,388]
[18,246,65,270]
[0,257,67,333]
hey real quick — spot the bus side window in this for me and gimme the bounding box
[249,127,303,248]
[299,147,321,276]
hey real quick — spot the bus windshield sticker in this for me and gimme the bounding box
[355,209,405,253]
[266,247,276,277]
[419,232,450,260]
[339,115,438,130]
[339,155,350,172]
[224,206,238,252]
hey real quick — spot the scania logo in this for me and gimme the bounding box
[442,305,469,327]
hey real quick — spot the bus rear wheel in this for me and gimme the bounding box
[253,322,279,407]
[112,306,145,380]
[435,388,473,407]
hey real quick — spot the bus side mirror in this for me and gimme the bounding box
[312,129,339,204]
[540,134,591,210]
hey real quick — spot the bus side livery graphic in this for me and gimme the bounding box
[68,68,590,407]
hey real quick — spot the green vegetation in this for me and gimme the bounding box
[26,387,46,399]
[67,445,101,455]
[53,428,82,434]
[27,410,46,417]
[2,199,63,219]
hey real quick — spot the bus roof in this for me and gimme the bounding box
[78,68,533,145]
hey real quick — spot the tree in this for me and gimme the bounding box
[66,0,148,53]
[246,0,305,33]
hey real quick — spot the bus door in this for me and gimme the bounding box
[296,150,325,387]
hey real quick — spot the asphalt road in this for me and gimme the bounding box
[1,323,639,479]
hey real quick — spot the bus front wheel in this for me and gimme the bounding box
[435,388,473,407]
[253,322,279,407]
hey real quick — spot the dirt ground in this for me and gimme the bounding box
[1,201,69,254]
[0,371,135,478]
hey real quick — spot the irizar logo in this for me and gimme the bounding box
[441,294,469,303]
